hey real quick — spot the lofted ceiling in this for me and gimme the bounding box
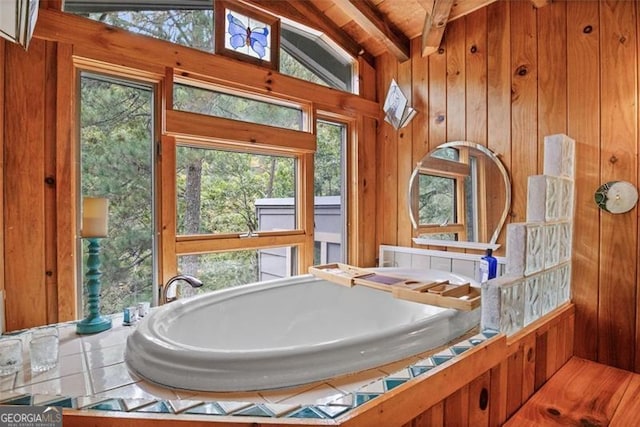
[247,0,550,63]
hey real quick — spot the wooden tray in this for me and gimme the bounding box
[309,263,481,311]
[308,263,371,287]
[392,281,481,311]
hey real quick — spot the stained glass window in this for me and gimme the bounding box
[224,9,271,61]
[214,1,280,70]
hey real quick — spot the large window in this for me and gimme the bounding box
[173,83,303,130]
[69,1,358,312]
[64,1,357,93]
[176,146,297,235]
[65,1,214,52]
[78,73,156,316]
[314,120,347,263]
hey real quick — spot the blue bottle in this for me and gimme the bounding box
[479,249,497,283]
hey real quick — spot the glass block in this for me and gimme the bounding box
[500,281,525,335]
[562,137,575,179]
[525,225,544,276]
[558,264,571,303]
[559,222,572,262]
[541,269,559,315]
[560,179,574,220]
[524,275,542,325]
[545,177,560,221]
[544,224,560,269]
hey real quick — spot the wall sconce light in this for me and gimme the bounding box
[383,79,417,130]
[76,197,112,335]
[0,0,39,49]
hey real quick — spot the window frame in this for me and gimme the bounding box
[73,61,165,312]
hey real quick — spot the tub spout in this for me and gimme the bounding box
[161,274,204,304]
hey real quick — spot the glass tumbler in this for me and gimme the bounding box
[0,338,23,375]
[29,327,59,372]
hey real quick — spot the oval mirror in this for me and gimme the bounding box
[408,141,511,249]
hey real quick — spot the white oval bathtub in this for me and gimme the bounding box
[125,269,480,392]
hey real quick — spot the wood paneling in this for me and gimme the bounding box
[566,0,600,364]
[536,0,567,164]
[4,40,48,330]
[509,0,537,221]
[445,18,466,141]
[55,43,76,322]
[598,0,638,371]
[397,55,414,248]
[375,53,399,249]
[0,39,4,300]
[465,8,487,146]
[44,41,58,324]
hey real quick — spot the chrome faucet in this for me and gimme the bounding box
[161,274,204,304]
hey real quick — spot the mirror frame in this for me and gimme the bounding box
[408,141,511,246]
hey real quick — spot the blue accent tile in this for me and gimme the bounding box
[410,365,433,377]
[384,378,407,391]
[469,338,485,346]
[432,355,453,365]
[89,399,125,412]
[136,401,172,414]
[286,406,326,419]
[354,393,381,406]
[44,397,74,408]
[185,402,224,416]
[482,330,499,338]
[3,395,33,406]
[233,404,274,417]
[451,346,471,355]
[316,405,350,419]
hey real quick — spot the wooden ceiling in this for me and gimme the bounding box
[247,0,550,63]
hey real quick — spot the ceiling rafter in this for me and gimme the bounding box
[331,0,410,62]
[419,0,453,57]
[243,0,375,66]
[448,0,498,21]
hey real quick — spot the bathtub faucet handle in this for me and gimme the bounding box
[161,274,204,304]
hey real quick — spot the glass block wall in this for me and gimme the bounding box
[481,134,575,335]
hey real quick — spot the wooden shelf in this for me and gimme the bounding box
[309,263,480,311]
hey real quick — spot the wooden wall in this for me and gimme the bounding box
[376,0,639,372]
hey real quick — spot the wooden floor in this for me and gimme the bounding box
[505,356,640,426]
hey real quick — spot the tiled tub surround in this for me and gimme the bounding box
[0,316,496,421]
[482,134,576,335]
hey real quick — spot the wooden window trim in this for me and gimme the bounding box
[166,110,316,154]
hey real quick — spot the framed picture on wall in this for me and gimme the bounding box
[214,0,280,71]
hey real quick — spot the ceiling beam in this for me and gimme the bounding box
[331,0,410,62]
[243,0,375,66]
[448,0,499,21]
[420,0,453,57]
